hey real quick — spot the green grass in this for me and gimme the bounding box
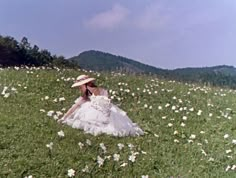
[1,67,236,178]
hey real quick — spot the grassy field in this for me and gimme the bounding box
[0,67,236,178]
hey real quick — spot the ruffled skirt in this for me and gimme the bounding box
[62,102,144,137]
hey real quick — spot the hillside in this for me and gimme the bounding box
[69,50,167,74]
[1,67,236,177]
[69,50,236,88]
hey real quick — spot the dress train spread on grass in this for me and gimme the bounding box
[62,94,144,137]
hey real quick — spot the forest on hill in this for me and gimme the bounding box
[0,35,76,67]
[70,50,236,89]
[1,35,236,89]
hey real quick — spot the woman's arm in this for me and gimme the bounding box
[58,97,85,122]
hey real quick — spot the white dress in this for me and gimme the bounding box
[62,94,144,137]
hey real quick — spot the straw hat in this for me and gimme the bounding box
[71,75,96,88]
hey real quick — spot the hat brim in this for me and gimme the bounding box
[71,78,95,88]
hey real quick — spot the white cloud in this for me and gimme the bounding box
[85,4,129,30]
[135,2,171,30]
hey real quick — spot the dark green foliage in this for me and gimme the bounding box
[170,66,236,89]
[69,50,236,89]
[2,34,236,89]
[0,35,77,68]
[69,50,167,75]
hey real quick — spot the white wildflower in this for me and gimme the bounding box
[225,165,231,172]
[59,97,66,101]
[67,168,75,177]
[46,142,53,150]
[24,176,33,178]
[53,115,59,120]
[47,110,54,117]
[120,162,128,167]
[86,139,91,146]
[201,149,207,156]
[1,86,8,95]
[97,156,104,167]
[11,87,17,92]
[57,130,65,137]
[82,165,89,173]
[105,155,111,160]
[154,134,159,138]
[40,109,46,112]
[117,143,125,150]
[56,111,63,116]
[188,139,193,143]
[226,149,232,154]
[174,131,178,135]
[231,165,236,170]
[172,106,176,110]
[100,143,107,153]
[78,142,84,149]
[208,157,214,162]
[189,134,196,139]
[174,139,179,143]
[182,116,187,120]
[128,143,134,149]
[141,151,147,154]
[232,140,236,144]
[224,134,229,139]
[113,154,120,161]
[162,116,167,119]
[128,154,136,162]
[4,93,10,98]
[197,110,202,116]
[189,107,194,112]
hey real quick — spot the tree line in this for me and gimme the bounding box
[0,35,77,67]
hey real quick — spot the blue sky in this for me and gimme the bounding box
[0,0,236,69]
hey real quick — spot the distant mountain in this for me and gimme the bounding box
[69,50,236,88]
[69,50,168,75]
[173,65,236,76]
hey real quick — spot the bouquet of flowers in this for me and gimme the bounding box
[90,95,112,116]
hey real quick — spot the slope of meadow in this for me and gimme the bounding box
[0,67,236,178]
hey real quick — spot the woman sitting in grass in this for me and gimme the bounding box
[58,74,143,137]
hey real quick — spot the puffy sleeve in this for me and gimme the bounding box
[100,88,109,97]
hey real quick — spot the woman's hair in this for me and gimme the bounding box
[82,82,98,100]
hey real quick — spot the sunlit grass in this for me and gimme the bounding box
[0,67,236,177]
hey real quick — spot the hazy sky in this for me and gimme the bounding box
[0,0,236,69]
